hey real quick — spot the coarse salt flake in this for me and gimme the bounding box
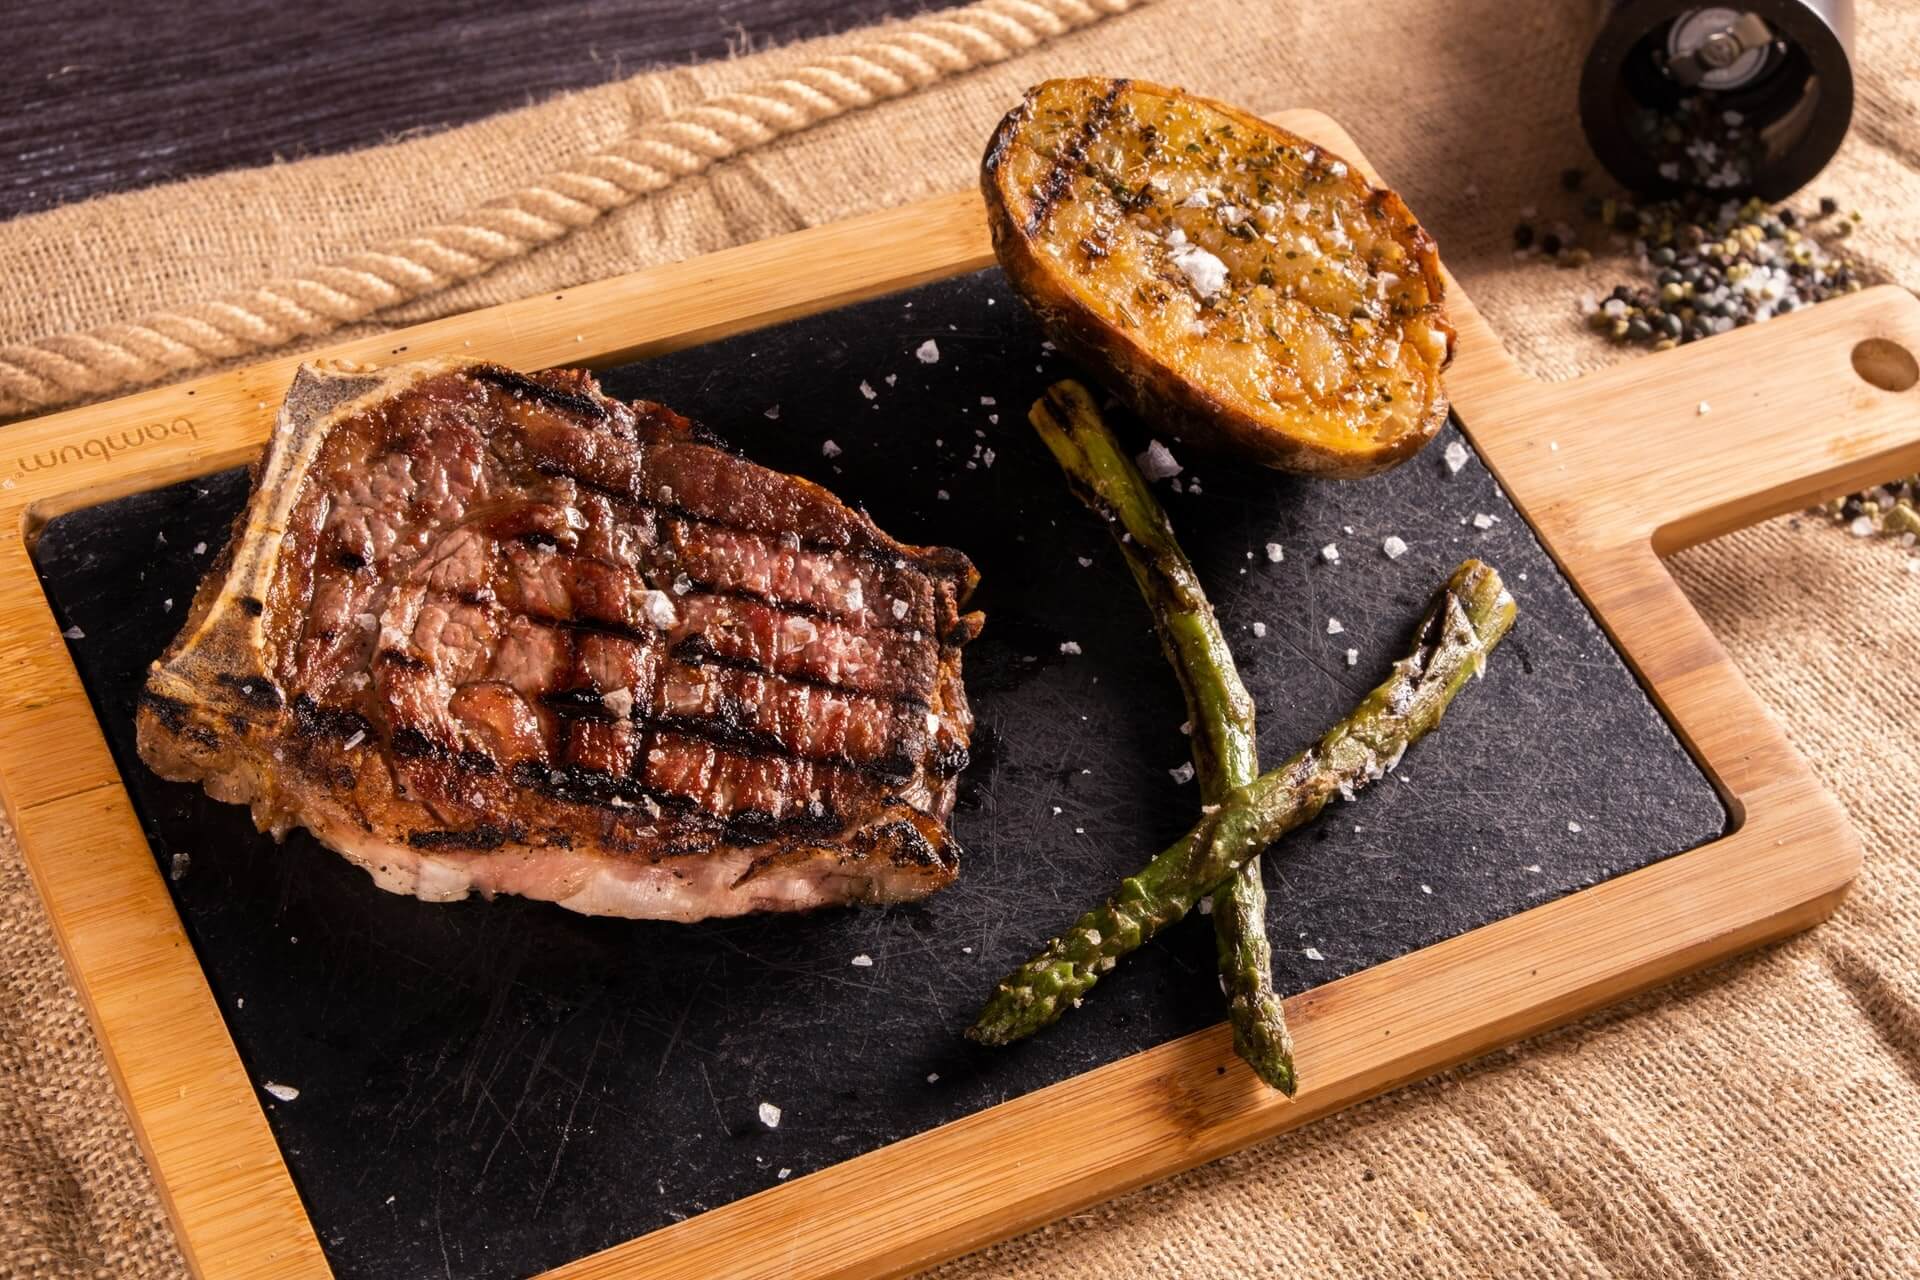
[1168,243,1230,299]
[1443,440,1470,474]
[1327,617,1344,634]
[193,541,208,555]
[1697,400,1712,415]
[1059,641,1082,655]
[62,625,84,640]
[1346,648,1359,666]
[263,1082,300,1102]
[1169,762,1196,785]
[915,339,941,364]
[890,598,909,620]
[1252,621,1268,637]
[343,729,366,751]
[858,381,877,400]
[1137,439,1183,481]
[1321,543,1341,563]
[1302,947,1325,961]
[758,1102,782,1128]
[821,439,842,458]
[850,954,874,968]
[1472,512,1496,530]
[601,687,634,718]
[1568,820,1583,833]
[764,404,781,420]
[1265,542,1284,563]
[1382,535,1408,560]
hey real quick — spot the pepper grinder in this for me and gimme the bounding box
[1581,0,1855,200]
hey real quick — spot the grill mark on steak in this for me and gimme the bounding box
[135,359,982,922]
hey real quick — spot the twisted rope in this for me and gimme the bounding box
[1,0,1150,418]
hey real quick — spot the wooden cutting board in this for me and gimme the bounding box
[2,110,1916,1280]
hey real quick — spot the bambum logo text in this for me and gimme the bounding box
[14,418,200,476]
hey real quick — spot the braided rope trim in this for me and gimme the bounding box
[1,0,1151,419]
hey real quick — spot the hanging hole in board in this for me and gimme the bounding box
[1850,338,1919,393]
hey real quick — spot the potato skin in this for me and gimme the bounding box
[983,78,1454,479]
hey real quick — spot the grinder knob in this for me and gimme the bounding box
[1580,0,1855,200]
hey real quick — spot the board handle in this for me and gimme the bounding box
[1450,284,1920,555]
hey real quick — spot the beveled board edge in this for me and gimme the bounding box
[0,108,1900,1280]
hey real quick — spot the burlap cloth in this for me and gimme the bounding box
[5,1,1919,1275]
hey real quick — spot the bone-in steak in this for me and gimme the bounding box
[136,360,983,921]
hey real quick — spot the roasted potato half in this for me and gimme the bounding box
[983,78,1454,477]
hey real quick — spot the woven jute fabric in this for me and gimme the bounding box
[4,1,1919,1275]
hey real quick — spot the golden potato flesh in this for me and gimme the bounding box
[983,78,1455,477]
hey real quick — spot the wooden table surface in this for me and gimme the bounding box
[1,0,956,222]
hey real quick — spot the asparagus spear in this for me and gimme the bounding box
[1027,380,1294,1092]
[968,556,1517,1048]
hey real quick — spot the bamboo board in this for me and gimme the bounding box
[2,110,1915,1280]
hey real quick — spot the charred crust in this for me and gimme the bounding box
[472,365,610,421]
[239,596,266,617]
[390,725,444,759]
[335,550,368,572]
[377,648,428,671]
[407,822,524,851]
[670,632,717,665]
[541,686,618,720]
[291,694,374,741]
[456,749,499,776]
[137,689,191,733]
[216,673,283,710]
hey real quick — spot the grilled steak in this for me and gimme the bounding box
[136,359,983,920]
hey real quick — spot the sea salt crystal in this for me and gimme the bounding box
[758,1102,782,1129]
[1265,542,1284,563]
[980,396,996,406]
[1320,543,1340,563]
[342,730,366,751]
[601,687,634,718]
[859,380,877,401]
[1059,641,1082,655]
[821,439,842,458]
[850,954,874,968]
[1697,400,1712,415]
[1326,617,1344,634]
[1849,515,1875,538]
[1346,648,1359,666]
[1382,535,1408,560]
[927,1073,940,1084]
[1421,884,1433,894]
[1568,820,1583,834]
[1169,243,1230,299]
[1443,440,1470,474]
[1526,864,1542,874]
[169,852,190,881]
[1169,762,1196,785]
[885,374,898,386]
[162,598,173,612]
[764,404,781,420]
[891,598,909,620]
[1077,556,1093,568]
[641,590,678,629]
[1472,512,1496,530]
[1302,947,1324,961]
[1251,621,1268,638]
[192,541,207,555]
[936,489,950,501]
[777,1168,793,1180]
[916,339,941,364]
[1137,440,1183,481]
[62,625,84,640]
[263,1082,300,1102]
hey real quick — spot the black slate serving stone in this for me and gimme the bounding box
[30,268,1726,1280]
